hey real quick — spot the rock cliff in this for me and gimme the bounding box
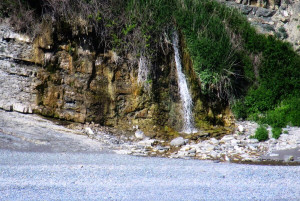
[0,21,234,137]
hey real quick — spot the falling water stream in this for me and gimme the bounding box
[137,55,151,92]
[172,31,197,134]
[138,55,148,84]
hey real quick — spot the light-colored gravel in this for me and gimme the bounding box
[1,150,300,201]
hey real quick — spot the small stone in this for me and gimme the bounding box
[204,144,215,151]
[210,138,219,145]
[249,143,259,148]
[240,5,252,15]
[269,153,279,157]
[268,138,277,144]
[183,146,190,151]
[170,137,186,147]
[225,155,231,162]
[188,148,196,154]
[240,153,250,158]
[210,151,218,159]
[283,10,289,17]
[189,153,196,157]
[248,145,257,151]
[135,130,145,140]
[280,134,289,139]
[84,127,94,136]
[231,139,239,146]
[177,151,187,157]
[247,139,259,143]
[256,8,276,17]
[284,155,294,162]
[137,139,155,146]
[158,149,165,154]
[238,125,244,133]
[220,135,234,142]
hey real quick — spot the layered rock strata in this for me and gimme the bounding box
[0,22,233,136]
[0,24,39,113]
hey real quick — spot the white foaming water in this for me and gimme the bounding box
[172,31,197,134]
[138,56,149,83]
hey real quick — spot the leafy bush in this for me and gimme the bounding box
[252,125,269,141]
[258,96,300,129]
[272,127,282,139]
[231,100,247,120]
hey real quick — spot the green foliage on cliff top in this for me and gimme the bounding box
[1,0,300,129]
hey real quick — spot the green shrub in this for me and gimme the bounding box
[231,100,247,119]
[272,127,282,139]
[244,86,275,114]
[258,96,300,129]
[252,125,269,141]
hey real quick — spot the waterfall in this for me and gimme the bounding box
[172,31,197,134]
[137,55,150,91]
[137,55,148,84]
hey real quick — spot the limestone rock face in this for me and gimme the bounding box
[0,23,39,114]
[0,20,235,137]
[0,22,178,135]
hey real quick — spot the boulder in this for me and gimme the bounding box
[238,125,244,133]
[283,155,294,162]
[84,127,94,136]
[210,138,219,145]
[240,5,253,15]
[170,137,186,147]
[256,7,276,17]
[135,130,145,140]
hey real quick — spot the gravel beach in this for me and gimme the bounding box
[1,110,300,200]
[1,150,300,201]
